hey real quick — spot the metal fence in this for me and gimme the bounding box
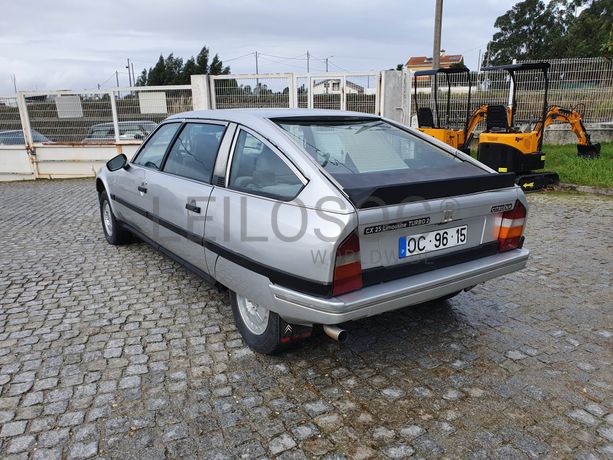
[0,97,22,143]
[410,57,613,130]
[514,57,613,124]
[0,86,192,145]
[211,74,293,109]
[210,72,380,113]
[1,57,611,148]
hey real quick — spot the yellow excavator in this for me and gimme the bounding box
[477,62,600,190]
[413,66,473,153]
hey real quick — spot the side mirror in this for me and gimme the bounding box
[106,153,127,172]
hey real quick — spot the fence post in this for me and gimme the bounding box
[16,92,33,148]
[109,91,120,143]
[507,58,517,108]
[190,74,211,110]
[406,70,412,126]
[16,92,38,178]
[288,73,297,108]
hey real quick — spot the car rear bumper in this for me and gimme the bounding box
[269,248,529,325]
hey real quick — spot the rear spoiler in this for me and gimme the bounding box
[345,173,517,208]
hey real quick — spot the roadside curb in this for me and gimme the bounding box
[556,183,613,196]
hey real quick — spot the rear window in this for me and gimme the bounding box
[275,118,463,174]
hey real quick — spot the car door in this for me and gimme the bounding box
[111,122,181,239]
[204,127,307,281]
[146,120,228,274]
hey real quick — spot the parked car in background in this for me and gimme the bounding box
[0,129,52,145]
[83,121,158,143]
[96,109,530,354]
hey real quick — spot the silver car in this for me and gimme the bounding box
[96,109,529,354]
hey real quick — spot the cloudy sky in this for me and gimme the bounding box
[0,0,518,94]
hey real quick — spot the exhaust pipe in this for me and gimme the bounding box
[323,325,348,343]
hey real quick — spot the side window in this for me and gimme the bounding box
[228,130,304,200]
[163,123,225,183]
[132,123,180,169]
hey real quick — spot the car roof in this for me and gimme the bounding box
[168,108,381,124]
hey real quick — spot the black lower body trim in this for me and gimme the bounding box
[204,240,333,298]
[362,241,500,288]
[111,194,204,246]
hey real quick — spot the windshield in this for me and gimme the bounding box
[275,119,462,178]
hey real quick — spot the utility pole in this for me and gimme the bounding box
[115,71,119,87]
[432,0,443,69]
[126,58,132,86]
[306,51,310,73]
[10,74,17,93]
[325,57,329,72]
[255,51,260,93]
[477,49,482,70]
[131,62,135,85]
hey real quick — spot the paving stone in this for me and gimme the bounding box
[0,181,611,459]
[0,421,27,437]
[6,435,35,454]
[68,441,98,459]
[269,433,296,455]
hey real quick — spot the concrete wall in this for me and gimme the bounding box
[0,147,35,182]
[543,124,613,145]
[0,144,140,182]
[380,70,411,125]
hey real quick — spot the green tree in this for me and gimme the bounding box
[486,0,566,65]
[486,0,613,64]
[135,46,230,86]
[564,0,613,58]
[195,46,210,74]
[209,54,230,75]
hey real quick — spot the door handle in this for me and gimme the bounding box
[185,203,201,214]
[137,185,148,193]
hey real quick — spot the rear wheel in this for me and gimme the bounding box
[230,291,310,354]
[99,191,131,245]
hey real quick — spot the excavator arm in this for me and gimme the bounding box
[535,106,601,158]
[462,105,488,149]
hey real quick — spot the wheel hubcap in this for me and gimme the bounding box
[102,201,113,236]
[237,295,269,335]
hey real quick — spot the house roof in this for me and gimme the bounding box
[406,54,464,67]
[312,79,365,92]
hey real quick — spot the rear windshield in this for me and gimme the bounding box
[274,118,469,182]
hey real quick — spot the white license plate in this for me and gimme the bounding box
[399,225,468,258]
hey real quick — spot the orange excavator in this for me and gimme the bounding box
[475,62,600,189]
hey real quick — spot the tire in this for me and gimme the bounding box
[230,291,311,354]
[99,191,131,245]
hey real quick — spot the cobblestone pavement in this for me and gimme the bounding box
[0,179,612,460]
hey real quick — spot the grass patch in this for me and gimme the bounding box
[471,142,612,188]
[541,142,612,188]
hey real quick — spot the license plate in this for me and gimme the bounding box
[399,225,468,258]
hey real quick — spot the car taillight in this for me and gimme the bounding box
[498,200,527,252]
[332,230,362,296]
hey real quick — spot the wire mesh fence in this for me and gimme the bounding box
[0,97,24,145]
[211,74,292,109]
[411,69,511,131]
[345,74,378,114]
[3,58,610,147]
[410,57,613,130]
[114,87,192,143]
[16,87,192,144]
[25,92,114,144]
[515,57,613,124]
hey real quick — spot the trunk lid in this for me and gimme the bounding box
[355,183,519,285]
